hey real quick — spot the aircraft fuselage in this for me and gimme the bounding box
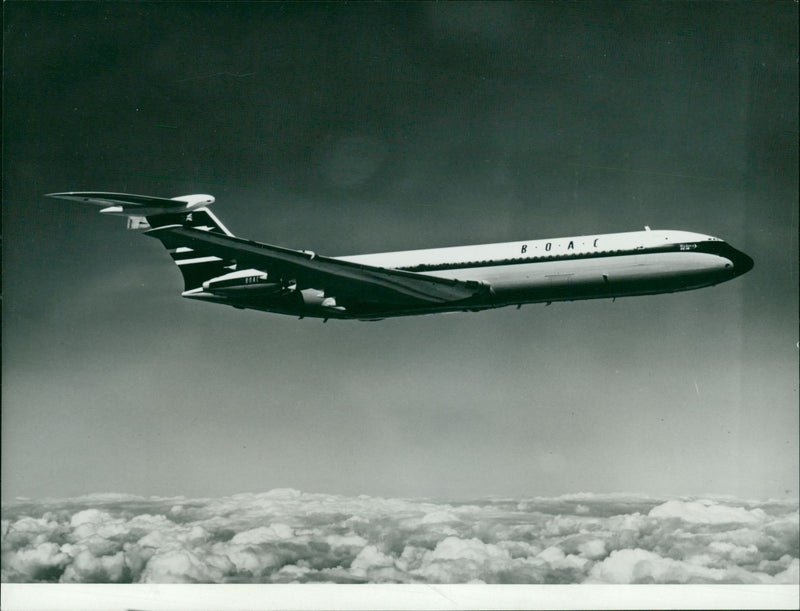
[47,192,754,321]
[205,228,752,320]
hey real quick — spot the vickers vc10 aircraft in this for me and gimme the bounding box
[48,192,754,321]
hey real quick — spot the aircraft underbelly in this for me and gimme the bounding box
[423,252,731,297]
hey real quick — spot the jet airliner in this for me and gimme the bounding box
[48,192,753,321]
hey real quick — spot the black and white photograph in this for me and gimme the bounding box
[2,2,798,609]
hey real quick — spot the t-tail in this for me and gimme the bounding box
[47,192,236,291]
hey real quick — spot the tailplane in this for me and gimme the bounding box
[47,191,236,291]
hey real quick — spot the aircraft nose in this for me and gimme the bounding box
[725,244,754,276]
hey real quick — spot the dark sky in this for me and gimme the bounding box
[3,2,798,501]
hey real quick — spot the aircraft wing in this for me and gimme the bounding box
[145,225,489,305]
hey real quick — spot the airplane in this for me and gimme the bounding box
[47,192,754,321]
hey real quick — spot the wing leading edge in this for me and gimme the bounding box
[144,224,489,307]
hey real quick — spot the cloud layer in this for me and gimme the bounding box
[2,490,797,583]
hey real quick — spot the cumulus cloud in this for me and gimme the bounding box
[230,524,294,545]
[1,491,797,584]
[648,499,767,524]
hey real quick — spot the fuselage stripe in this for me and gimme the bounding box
[395,242,727,273]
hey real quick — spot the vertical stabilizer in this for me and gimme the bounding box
[146,208,237,291]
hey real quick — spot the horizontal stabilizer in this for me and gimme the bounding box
[47,192,215,217]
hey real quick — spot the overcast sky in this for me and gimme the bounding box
[3,2,797,502]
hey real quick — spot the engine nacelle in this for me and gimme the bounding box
[299,289,344,311]
[300,288,326,306]
[203,269,281,295]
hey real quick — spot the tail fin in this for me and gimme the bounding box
[147,207,238,292]
[47,192,237,291]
